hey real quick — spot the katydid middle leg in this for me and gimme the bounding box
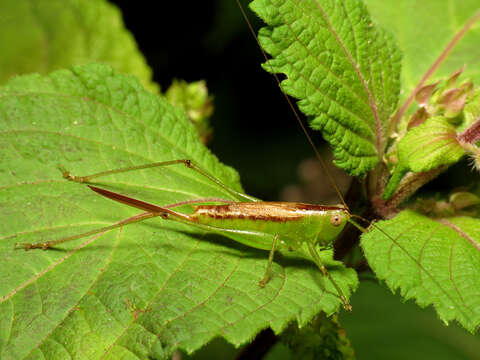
[258,234,279,288]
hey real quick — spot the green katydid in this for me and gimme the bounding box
[15,159,361,311]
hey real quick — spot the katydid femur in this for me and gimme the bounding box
[15,159,355,311]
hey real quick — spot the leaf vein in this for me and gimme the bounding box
[448,241,468,311]
[439,219,480,252]
[264,0,377,141]
[286,0,373,110]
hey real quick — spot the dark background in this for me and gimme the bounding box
[109,0,318,201]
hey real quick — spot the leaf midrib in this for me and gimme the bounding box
[312,0,382,154]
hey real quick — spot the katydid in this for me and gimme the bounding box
[15,159,357,311]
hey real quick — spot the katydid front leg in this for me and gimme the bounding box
[307,242,352,312]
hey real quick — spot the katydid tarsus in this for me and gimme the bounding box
[13,1,384,312]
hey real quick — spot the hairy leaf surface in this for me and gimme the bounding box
[361,210,480,333]
[250,0,401,175]
[383,116,466,199]
[0,64,357,359]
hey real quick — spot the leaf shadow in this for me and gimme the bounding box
[198,233,340,297]
[34,220,346,284]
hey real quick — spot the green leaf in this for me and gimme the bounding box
[250,0,401,176]
[0,64,357,359]
[364,0,480,100]
[398,116,465,172]
[383,116,466,199]
[0,0,158,93]
[361,210,480,333]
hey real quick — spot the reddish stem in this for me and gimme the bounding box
[372,167,446,218]
[458,117,480,144]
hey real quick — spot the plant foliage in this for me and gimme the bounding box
[1,0,480,359]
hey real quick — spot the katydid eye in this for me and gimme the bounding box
[330,214,343,226]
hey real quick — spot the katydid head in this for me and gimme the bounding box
[314,206,350,248]
[330,207,350,227]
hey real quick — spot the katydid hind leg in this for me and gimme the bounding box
[258,234,280,288]
[14,188,223,251]
[14,212,159,250]
[59,159,257,202]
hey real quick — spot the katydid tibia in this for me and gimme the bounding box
[15,159,359,311]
